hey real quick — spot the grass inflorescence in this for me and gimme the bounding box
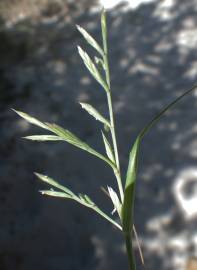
[14,9,197,270]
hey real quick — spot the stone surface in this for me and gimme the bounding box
[0,0,197,269]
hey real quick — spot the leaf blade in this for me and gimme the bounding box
[121,137,140,233]
[122,84,197,235]
[139,85,197,139]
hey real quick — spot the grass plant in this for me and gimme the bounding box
[14,9,197,270]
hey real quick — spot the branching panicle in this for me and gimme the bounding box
[14,9,197,270]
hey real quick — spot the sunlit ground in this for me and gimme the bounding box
[99,0,156,9]
[1,0,197,270]
[144,167,197,270]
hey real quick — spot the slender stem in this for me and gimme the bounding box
[106,87,124,201]
[125,233,136,270]
[106,90,120,170]
[113,161,124,203]
[102,13,124,202]
[100,10,137,270]
[106,64,124,201]
[93,205,122,231]
[74,197,122,230]
[104,51,120,171]
[89,145,117,170]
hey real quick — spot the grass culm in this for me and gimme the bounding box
[14,9,197,270]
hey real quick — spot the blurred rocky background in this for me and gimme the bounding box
[0,0,197,269]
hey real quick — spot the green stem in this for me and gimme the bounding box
[125,233,136,270]
[106,90,119,170]
[102,12,124,202]
[93,205,122,231]
[74,197,122,230]
[106,90,124,202]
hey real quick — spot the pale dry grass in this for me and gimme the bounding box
[186,258,197,270]
[0,0,64,25]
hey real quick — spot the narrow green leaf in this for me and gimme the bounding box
[24,135,63,141]
[121,137,140,233]
[77,25,104,56]
[139,85,197,139]
[101,131,115,162]
[80,103,110,127]
[77,46,108,92]
[35,173,76,197]
[122,85,197,235]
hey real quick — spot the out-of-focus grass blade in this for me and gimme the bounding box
[80,103,110,127]
[122,84,197,234]
[24,135,63,141]
[77,25,104,56]
[77,46,108,92]
[102,131,115,162]
[35,173,76,197]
